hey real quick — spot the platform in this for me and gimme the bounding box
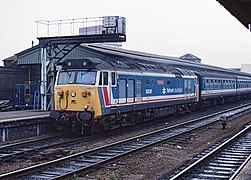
[0,110,50,123]
[0,110,52,141]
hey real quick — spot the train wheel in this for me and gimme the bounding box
[177,105,186,114]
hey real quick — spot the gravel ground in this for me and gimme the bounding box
[0,100,250,177]
[86,113,251,180]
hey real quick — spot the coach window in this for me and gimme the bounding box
[218,80,221,89]
[103,72,108,85]
[210,79,213,90]
[111,72,116,86]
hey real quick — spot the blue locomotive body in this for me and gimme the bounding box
[98,71,198,118]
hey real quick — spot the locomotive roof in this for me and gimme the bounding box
[61,58,196,77]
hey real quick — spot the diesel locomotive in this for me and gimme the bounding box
[50,57,251,134]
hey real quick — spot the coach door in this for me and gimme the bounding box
[184,79,192,99]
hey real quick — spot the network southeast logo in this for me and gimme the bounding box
[162,87,182,94]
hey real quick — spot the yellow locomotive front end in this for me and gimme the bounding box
[50,59,102,134]
[54,85,102,117]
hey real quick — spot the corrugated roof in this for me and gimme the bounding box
[16,45,103,65]
[16,45,40,65]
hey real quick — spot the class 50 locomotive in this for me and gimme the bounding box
[50,57,200,134]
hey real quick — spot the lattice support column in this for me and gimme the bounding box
[40,47,47,111]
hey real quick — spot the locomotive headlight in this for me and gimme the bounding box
[71,90,76,97]
[84,105,88,110]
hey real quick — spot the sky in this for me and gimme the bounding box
[0,0,250,68]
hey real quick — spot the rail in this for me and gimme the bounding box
[170,124,251,179]
[1,103,251,179]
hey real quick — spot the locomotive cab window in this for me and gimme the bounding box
[57,70,96,85]
[57,71,76,85]
[76,71,96,85]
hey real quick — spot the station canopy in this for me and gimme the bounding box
[217,0,251,31]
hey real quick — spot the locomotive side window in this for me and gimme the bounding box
[103,72,108,85]
[111,72,116,86]
[188,80,192,93]
[99,72,102,85]
[128,79,135,101]
[184,80,188,92]
[136,80,142,100]
[119,79,126,102]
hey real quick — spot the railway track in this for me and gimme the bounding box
[1,103,251,179]
[170,123,251,180]
[0,133,91,162]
